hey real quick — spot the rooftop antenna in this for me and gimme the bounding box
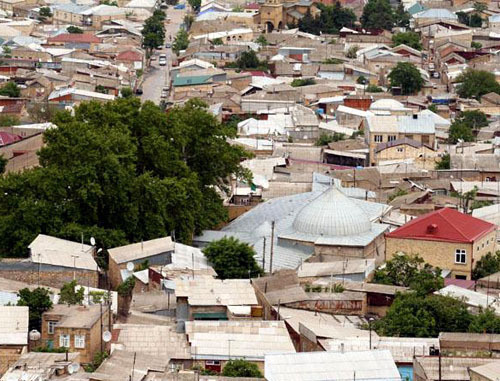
[126,262,134,272]
[90,237,96,247]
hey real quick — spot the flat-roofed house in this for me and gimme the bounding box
[108,236,175,288]
[186,320,295,374]
[0,306,28,375]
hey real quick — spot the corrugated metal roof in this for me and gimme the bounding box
[29,234,97,271]
[0,306,28,345]
[413,8,458,19]
[186,320,295,360]
[108,236,174,264]
[298,259,375,278]
[175,278,257,306]
[265,350,401,381]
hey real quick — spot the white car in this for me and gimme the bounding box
[159,54,167,66]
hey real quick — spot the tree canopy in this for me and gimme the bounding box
[392,32,422,51]
[394,3,410,27]
[456,69,500,100]
[373,253,444,295]
[234,50,268,71]
[203,237,263,279]
[17,287,53,330]
[388,62,424,95]
[67,26,83,34]
[142,11,166,56]
[360,0,394,30]
[297,3,356,35]
[222,360,263,378]
[187,0,201,11]
[173,29,189,55]
[472,251,500,280]
[0,82,20,97]
[448,110,488,144]
[0,98,250,258]
[59,280,85,305]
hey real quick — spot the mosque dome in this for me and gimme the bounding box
[292,187,371,237]
[369,99,406,111]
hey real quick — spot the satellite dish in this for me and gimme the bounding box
[90,237,96,246]
[68,363,80,374]
[102,331,112,343]
[126,262,134,272]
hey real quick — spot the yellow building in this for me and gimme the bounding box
[374,137,437,168]
[259,0,319,32]
[385,208,496,280]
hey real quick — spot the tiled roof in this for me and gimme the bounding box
[386,207,496,243]
[116,50,142,61]
[47,33,101,44]
[0,131,21,146]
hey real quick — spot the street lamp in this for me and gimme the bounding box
[368,317,375,349]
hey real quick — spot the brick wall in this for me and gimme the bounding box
[0,261,98,289]
[0,346,24,375]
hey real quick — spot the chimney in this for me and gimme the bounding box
[427,223,438,234]
[413,114,418,120]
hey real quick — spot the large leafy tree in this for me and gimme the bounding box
[472,251,500,280]
[59,280,85,305]
[360,0,394,30]
[203,237,263,279]
[173,29,189,55]
[17,287,53,331]
[142,11,166,56]
[392,32,422,50]
[449,121,475,143]
[388,62,424,95]
[298,3,356,35]
[456,110,489,128]
[222,360,263,378]
[187,0,200,11]
[373,293,472,337]
[394,3,410,27]
[0,82,20,97]
[0,98,250,257]
[456,69,500,100]
[373,253,443,295]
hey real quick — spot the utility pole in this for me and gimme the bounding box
[262,237,266,271]
[269,221,275,274]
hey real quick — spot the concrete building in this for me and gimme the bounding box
[386,208,496,280]
[186,320,295,373]
[0,306,28,375]
[108,236,175,288]
[41,304,110,364]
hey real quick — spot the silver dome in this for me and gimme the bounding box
[292,187,372,237]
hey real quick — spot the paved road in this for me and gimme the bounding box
[141,8,186,104]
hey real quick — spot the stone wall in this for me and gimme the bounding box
[0,261,98,289]
[0,346,24,375]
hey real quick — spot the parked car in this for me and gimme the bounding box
[174,3,185,9]
[159,54,167,66]
[135,87,143,95]
[161,88,168,98]
[165,43,171,49]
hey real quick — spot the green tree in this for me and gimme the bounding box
[456,110,488,129]
[297,3,355,35]
[203,237,263,279]
[373,293,472,337]
[142,14,165,56]
[0,98,249,258]
[212,38,223,45]
[469,308,500,334]
[428,104,438,113]
[59,280,85,305]
[291,78,316,87]
[173,29,189,55]
[95,85,108,94]
[346,45,359,59]
[373,253,443,295]
[471,41,482,50]
[472,251,500,280]
[356,75,367,84]
[0,154,7,174]
[469,13,483,27]
[121,87,133,98]
[449,121,475,144]
[39,7,52,21]
[360,0,394,30]
[183,14,194,30]
[366,84,383,93]
[0,81,20,97]
[435,153,450,170]
[456,69,500,100]
[222,359,263,378]
[388,62,424,95]
[17,287,53,330]
[387,188,408,202]
[0,115,19,127]
[67,26,83,34]
[256,35,268,47]
[187,0,201,11]
[392,31,422,50]
[394,3,410,27]
[236,50,267,70]
[316,132,345,146]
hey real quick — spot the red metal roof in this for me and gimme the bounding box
[444,278,476,290]
[386,208,495,243]
[245,2,259,9]
[47,33,101,44]
[0,131,21,146]
[116,50,142,62]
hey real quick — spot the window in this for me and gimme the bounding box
[455,275,467,280]
[388,135,397,142]
[47,321,56,335]
[74,335,85,349]
[374,135,383,142]
[455,249,466,264]
[397,147,404,152]
[59,334,70,348]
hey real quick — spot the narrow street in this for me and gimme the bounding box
[141,7,186,104]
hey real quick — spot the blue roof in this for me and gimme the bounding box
[408,2,425,16]
[413,8,458,20]
[173,75,212,87]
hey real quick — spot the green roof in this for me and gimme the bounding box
[408,2,425,15]
[192,312,228,320]
[173,75,212,87]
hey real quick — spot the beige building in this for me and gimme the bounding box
[365,112,436,166]
[0,306,28,375]
[374,137,437,168]
[386,208,496,280]
[41,304,110,364]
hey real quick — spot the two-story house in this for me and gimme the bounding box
[41,304,110,363]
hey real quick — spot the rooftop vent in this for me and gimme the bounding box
[413,114,418,119]
[427,223,438,234]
